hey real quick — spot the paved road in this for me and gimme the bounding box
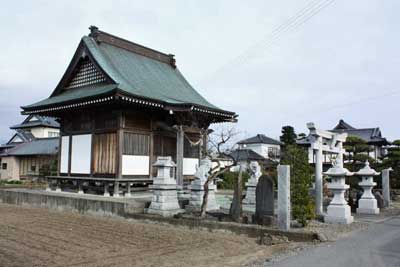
[271,216,400,267]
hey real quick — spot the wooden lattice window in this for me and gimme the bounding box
[123,133,150,156]
[65,57,107,89]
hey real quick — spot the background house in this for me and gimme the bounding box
[237,134,282,161]
[0,115,60,180]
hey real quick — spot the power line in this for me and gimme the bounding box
[200,0,336,85]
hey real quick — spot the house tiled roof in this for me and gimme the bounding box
[6,138,59,156]
[229,149,265,161]
[237,134,282,145]
[22,27,235,120]
[331,119,388,144]
[10,115,59,130]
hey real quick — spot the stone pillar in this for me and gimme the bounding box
[55,179,62,192]
[113,181,120,197]
[77,180,84,194]
[243,161,261,211]
[186,158,219,211]
[125,182,132,198]
[45,178,52,192]
[147,157,183,217]
[355,161,380,214]
[315,137,323,216]
[382,168,392,208]
[324,158,353,224]
[103,182,110,197]
[176,126,184,187]
[277,165,291,230]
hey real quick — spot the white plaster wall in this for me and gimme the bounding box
[71,134,92,174]
[183,158,199,175]
[239,143,280,159]
[122,155,149,175]
[30,127,60,138]
[60,136,70,173]
[0,156,20,180]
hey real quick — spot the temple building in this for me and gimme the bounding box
[21,26,236,194]
[0,115,59,180]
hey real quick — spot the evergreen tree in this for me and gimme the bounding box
[280,126,297,146]
[343,136,374,172]
[380,140,400,189]
[281,144,315,226]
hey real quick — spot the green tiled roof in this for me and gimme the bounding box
[22,31,233,116]
[24,84,117,109]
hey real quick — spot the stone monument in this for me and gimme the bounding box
[277,165,291,230]
[355,161,380,214]
[324,158,354,224]
[254,175,274,225]
[382,168,392,208]
[147,157,184,217]
[242,161,262,210]
[186,158,219,211]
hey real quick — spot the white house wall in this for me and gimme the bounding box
[122,155,150,175]
[0,156,20,180]
[60,136,70,173]
[70,134,92,174]
[30,127,60,138]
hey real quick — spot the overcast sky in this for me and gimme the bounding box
[0,0,399,143]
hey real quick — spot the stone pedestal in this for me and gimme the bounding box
[186,180,219,211]
[186,158,219,211]
[355,161,380,215]
[147,157,184,217]
[324,159,353,224]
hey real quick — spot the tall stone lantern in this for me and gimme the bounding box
[324,158,354,224]
[147,156,183,217]
[355,161,380,214]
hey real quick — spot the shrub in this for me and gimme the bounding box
[218,171,249,190]
[281,144,315,226]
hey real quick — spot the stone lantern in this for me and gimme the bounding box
[355,161,380,214]
[147,156,183,217]
[324,158,354,224]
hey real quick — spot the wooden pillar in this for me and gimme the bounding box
[176,126,184,186]
[201,131,208,159]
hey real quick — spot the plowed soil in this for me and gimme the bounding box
[0,204,284,267]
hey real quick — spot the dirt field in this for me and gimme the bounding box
[0,203,286,267]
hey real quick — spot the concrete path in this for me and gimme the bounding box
[270,216,400,267]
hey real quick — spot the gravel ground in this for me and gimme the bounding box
[0,203,290,267]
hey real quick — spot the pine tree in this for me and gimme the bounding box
[343,136,374,172]
[380,140,400,189]
[280,126,297,146]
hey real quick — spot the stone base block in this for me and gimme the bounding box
[147,188,184,217]
[186,189,219,211]
[357,198,379,214]
[356,207,379,214]
[325,205,354,224]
